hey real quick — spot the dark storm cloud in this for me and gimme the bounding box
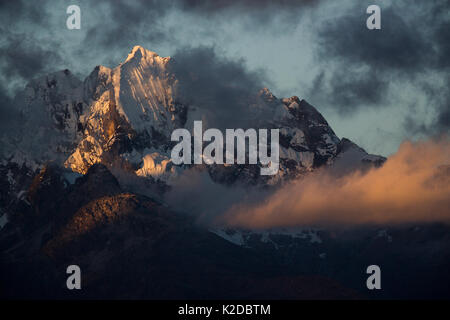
[438,108,450,129]
[0,32,62,81]
[310,69,389,114]
[176,0,322,34]
[0,0,45,24]
[309,0,449,134]
[170,46,271,129]
[317,8,430,72]
[82,0,173,53]
[0,0,62,133]
[178,0,319,12]
[0,1,65,98]
[406,75,450,136]
[80,0,321,56]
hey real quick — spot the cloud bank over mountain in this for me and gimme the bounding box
[222,136,450,228]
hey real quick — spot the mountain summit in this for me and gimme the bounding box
[1,46,384,195]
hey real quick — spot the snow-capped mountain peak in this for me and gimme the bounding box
[124,45,170,65]
[2,45,384,183]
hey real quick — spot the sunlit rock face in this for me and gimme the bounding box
[65,46,186,175]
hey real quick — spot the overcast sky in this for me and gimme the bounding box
[0,0,448,156]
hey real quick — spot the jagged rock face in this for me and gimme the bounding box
[282,98,339,166]
[81,46,182,134]
[204,96,370,185]
[64,98,134,174]
[65,46,186,174]
[264,97,342,183]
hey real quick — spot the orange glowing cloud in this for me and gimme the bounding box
[222,136,450,228]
